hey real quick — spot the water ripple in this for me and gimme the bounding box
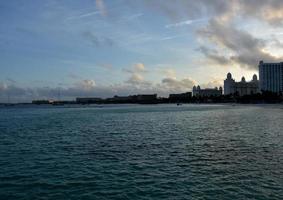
[0,104,282,199]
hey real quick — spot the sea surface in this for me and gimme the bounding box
[0,104,282,200]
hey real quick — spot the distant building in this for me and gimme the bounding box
[134,94,157,101]
[32,100,51,105]
[169,92,192,102]
[259,61,283,93]
[192,86,222,97]
[224,73,259,96]
[76,97,102,104]
[109,95,132,102]
[106,94,158,103]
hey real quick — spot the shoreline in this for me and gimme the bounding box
[1,102,283,108]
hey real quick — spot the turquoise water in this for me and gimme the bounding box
[0,104,282,199]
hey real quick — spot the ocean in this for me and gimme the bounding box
[0,104,282,199]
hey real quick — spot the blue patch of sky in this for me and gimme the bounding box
[0,0,208,87]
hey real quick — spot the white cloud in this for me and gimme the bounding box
[126,74,145,85]
[160,77,196,92]
[123,63,149,86]
[133,63,146,72]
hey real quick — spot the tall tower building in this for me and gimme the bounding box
[224,73,235,95]
[259,61,283,93]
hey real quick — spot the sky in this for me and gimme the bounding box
[1,0,283,102]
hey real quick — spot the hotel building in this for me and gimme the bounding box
[224,73,259,96]
[192,86,223,97]
[259,61,283,93]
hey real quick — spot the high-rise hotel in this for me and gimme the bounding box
[259,61,283,93]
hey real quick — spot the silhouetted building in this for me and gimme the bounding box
[136,94,157,102]
[32,100,51,105]
[224,73,259,96]
[169,92,192,102]
[109,95,132,102]
[106,94,157,103]
[76,97,102,104]
[259,61,283,93]
[193,86,222,97]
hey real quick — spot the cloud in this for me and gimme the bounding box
[238,0,283,26]
[75,79,96,90]
[0,62,198,102]
[139,0,232,22]
[160,77,196,92]
[123,64,196,94]
[197,19,283,69]
[133,63,146,72]
[1,75,220,102]
[124,63,150,86]
[197,46,230,65]
[123,63,146,74]
[126,73,145,85]
[140,0,283,26]
[132,0,283,69]
[200,79,223,88]
[165,18,207,28]
[163,69,176,79]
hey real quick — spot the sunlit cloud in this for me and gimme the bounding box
[197,19,283,70]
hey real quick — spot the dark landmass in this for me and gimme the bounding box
[30,91,283,105]
[1,91,282,106]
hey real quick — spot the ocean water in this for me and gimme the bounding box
[0,104,282,200]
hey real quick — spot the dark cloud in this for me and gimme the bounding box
[238,0,283,25]
[197,46,230,65]
[197,19,283,69]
